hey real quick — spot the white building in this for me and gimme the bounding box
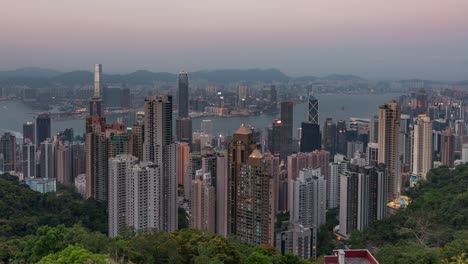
[412,115,433,180]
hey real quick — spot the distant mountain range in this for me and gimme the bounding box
[0,67,465,88]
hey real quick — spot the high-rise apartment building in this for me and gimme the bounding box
[177,142,190,186]
[289,167,327,228]
[56,142,72,186]
[22,140,35,178]
[441,128,455,167]
[0,132,16,172]
[143,95,178,232]
[85,116,107,200]
[235,149,276,246]
[190,170,216,232]
[216,151,229,236]
[38,138,56,179]
[412,115,433,179]
[378,101,400,201]
[227,123,257,235]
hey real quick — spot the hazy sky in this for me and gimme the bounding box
[1,0,468,80]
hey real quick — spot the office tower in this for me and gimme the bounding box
[36,113,51,144]
[441,128,455,167]
[366,142,379,166]
[300,123,321,152]
[238,85,248,105]
[369,116,379,143]
[228,123,257,235]
[0,133,16,172]
[23,121,35,143]
[281,101,294,153]
[56,142,72,186]
[290,167,327,228]
[60,128,74,142]
[399,114,411,166]
[0,154,4,173]
[201,120,213,136]
[270,85,277,110]
[308,95,319,124]
[339,165,387,237]
[22,140,35,178]
[89,64,104,117]
[85,116,107,200]
[276,225,317,260]
[378,101,400,201]
[190,170,216,232]
[216,151,229,236]
[300,94,321,152]
[175,70,192,142]
[176,117,193,143]
[235,149,276,246]
[71,142,85,180]
[177,142,190,187]
[336,120,347,155]
[39,138,56,179]
[412,115,433,179]
[130,123,144,161]
[178,70,189,118]
[269,119,283,157]
[143,95,178,232]
[416,88,428,115]
[323,118,337,155]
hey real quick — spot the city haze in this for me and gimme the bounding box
[1,0,468,80]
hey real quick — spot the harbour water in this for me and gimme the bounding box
[0,93,402,139]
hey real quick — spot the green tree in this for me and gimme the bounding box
[38,245,109,264]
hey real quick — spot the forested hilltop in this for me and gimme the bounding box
[0,163,466,263]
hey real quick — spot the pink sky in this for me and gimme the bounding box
[1,0,468,79]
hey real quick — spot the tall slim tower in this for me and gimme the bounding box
[178,70,189,118]
[378,101,400,201]
[412,115,433,179]
[0,132,16,172]
[143,95,178,232]
[176,70,192,143]
[227,123,257,235]
[308,95,319,124]
[36,113,51,144]
[300,93,321,152]
[89,64,103,117]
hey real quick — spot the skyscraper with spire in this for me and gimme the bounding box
[300,92,321,152]
[89,64,103,117]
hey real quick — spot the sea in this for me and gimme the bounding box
[0,93,402,140]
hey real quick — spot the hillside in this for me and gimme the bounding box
[354,165,468,263]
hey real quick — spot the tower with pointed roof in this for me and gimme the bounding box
[227,123,257,235]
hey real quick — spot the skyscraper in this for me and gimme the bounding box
[190,170,216,232]
[89,64,104,117]
[176,70,192,143]
[289,167,327,228]
[281,101,294,154]
[235,149,276,246]
[36,113,51,144]
[441,128,455,167]
[177,142,190,186]
[300,94,321,152]
[336,120,347,155]
[216,151,229,236]
[22,140,35,178]
[178,70,189,118]
[23,121,35,143]
[143,95,178,232]
[323,118,337,155]
[412,115,433,179]
[85,116,107,200]
[378,101,400,201]
[56,142,72,186]
[227,123,257,235]
[0,132,16,172]
[39,138,56,179]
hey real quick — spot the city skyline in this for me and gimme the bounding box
[1,1,468,80]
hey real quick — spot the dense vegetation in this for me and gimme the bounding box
[354,165,468,263]
[0,174,308,263]
[0,163,466,263]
